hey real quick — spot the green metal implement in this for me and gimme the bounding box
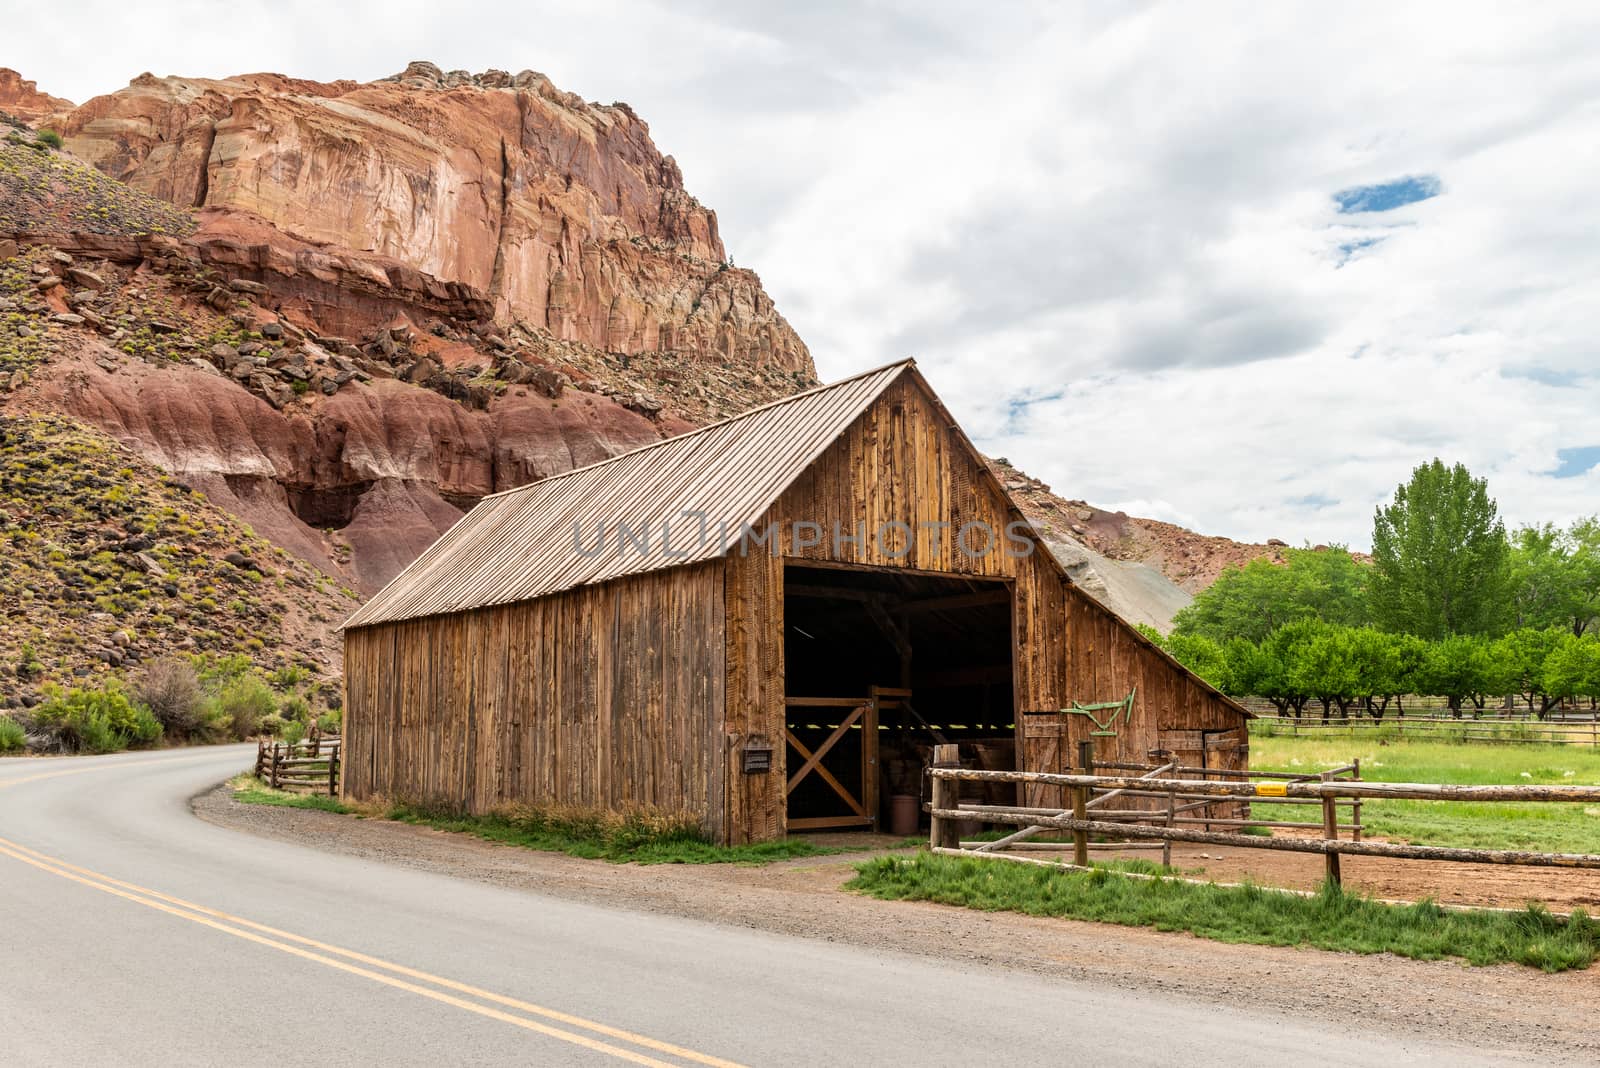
[1061,687,1137,736]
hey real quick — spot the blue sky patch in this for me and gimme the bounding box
[1333,174,1441,214]
[1553,446,1600,478]
[1336,236,1385,265]
[1505,366,1582,388]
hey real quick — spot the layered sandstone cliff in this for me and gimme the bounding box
[0,68,72,123]
[50,62,808,371]
[2,62,817,613]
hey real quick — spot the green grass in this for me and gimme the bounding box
[232,777,351,814]
[383,803,851,865]
[1250,736,1600,853]
[230,777,852,865]
[847,853,1599,971]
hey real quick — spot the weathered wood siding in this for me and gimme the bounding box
[721,375,1247,831]
[1021,582,1249,807]
[723,376,1074,838]
[344,561,728,838]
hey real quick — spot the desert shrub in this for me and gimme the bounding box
[35,129,63,149]
[269,664,307,691]
[281,719,306,746]
[30,682,162,753]
[15,642,42,681]
[133,657,205,739]
[194,652,253,689]
[316,709,341,735]
[0,715,25,752]
[210,674,275,740]
[278,694,310,723]
[258,713,287,737]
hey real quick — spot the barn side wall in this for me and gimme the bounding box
[343,560,729,840]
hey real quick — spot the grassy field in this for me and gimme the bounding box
[1248,735,1600,853]
[848,853,1599,971]
[230,776,849,865]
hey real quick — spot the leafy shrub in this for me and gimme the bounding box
[315,709,341,735]
[133,658,205,739]
[15,642,42,681]
[35,129,63,149]
[282,719,306,746]
[270,664,307,691]
[278,694,310,724]
[30,682,162,753]
[258,713,287,737]
[0,715,24,752]
[210,674,274,740]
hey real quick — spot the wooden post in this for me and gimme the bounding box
[1351,758,1363,842]
[863,699,880,829]
[254,739,266,779]
[269,743,281,789]
[329,743,340,797]
[1073,739,1093,868]
[1071,782,1089,868]
[1163,770,1175,869]
[929,743,961,851]
[1320,770,1341,886]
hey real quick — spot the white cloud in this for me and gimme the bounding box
[10,1,1600,549]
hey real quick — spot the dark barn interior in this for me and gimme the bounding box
[782,563,1016,832]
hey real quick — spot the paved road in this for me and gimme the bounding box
[0,746,1526,1066]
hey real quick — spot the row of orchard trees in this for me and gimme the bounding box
[1155,460,1600,719]
[1150,622,1600,721]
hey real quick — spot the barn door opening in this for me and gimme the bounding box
[782,562,1015,833]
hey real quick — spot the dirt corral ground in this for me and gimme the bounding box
[198,789,1600,1063]
[1087,837,1600,913]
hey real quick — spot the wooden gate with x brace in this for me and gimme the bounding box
[783,687,911,831]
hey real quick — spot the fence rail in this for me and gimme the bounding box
[924,743,1600,890]
[255,734,340,796]
[1249,712,1600,747]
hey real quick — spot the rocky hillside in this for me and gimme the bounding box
[0,62,821,707]
[990,459,1282,631]
[0,412,356,709]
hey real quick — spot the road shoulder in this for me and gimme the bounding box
[194,784,1599,1063]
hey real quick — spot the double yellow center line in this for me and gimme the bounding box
[0,758,743,1066]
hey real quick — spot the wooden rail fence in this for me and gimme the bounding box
[925,743,1600,888]
[1250,713,1600,747]
[255,734,340,796]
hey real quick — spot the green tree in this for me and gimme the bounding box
[1171,546,1368,644]
[1419,634,1494,717]
[1507,522,1600,635]
[1489,627,1564,717]
[1564,516,1600,635]
[1369,459,1510,638]
[1283,623,1347,721]
[1543,633,1600,705]
[1162,633,1228,688]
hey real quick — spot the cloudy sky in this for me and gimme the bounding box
[15,1,1600,548]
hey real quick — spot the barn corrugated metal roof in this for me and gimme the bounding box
[343,359,914,629]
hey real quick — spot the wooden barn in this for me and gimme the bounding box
[341,360,1250,843]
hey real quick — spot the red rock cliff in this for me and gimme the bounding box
[54,61,809,371]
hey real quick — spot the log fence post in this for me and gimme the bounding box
[1320,770,1341,886]
[269,742,281,789]
[329,743,340,797]
[1071,783,1089,868]
[1351,758,1363,842]
[929,743,961,851]
[1073,738,1093,868]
